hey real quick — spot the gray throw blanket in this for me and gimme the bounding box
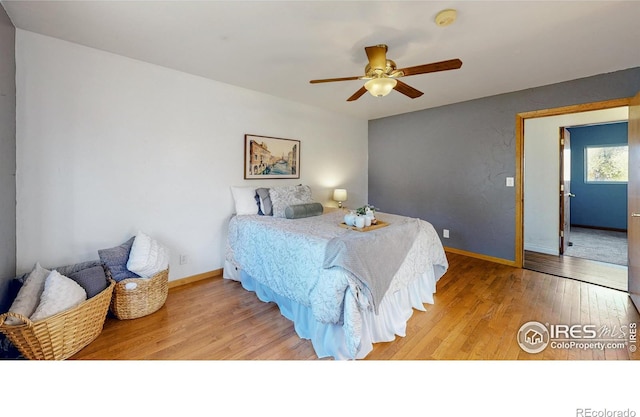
[323,217,420,313]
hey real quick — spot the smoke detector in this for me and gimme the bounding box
[435,9,457,27]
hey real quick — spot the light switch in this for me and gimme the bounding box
[506,177,514,187]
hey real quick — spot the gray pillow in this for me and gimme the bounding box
[285,202,324,219]
[56,260,103,277]
[69,265,109,298]
[98,237,141,282]
[256,188,272,216]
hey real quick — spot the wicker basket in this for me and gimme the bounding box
[110,269,169,320]
[0,279,115,360]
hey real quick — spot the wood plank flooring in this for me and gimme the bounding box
[71,252,640,360]
[524,250,628,292]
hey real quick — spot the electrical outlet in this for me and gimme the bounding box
[179,254,188,265]
[443,229,450,238]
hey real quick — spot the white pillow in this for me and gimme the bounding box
[269,185,314,218]
[5,263,51,325]
[30,270,87,322]
[127,231,170,278]
[231,186,259,215]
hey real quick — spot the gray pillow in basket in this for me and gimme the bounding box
[69,266,109,298]
[56,259,103,277]
[98,237,141,282]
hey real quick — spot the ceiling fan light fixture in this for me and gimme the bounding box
[435,9,457,27]
[364,77,397,97]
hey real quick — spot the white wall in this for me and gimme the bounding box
[15,30,368,280]
[523,107,628,255]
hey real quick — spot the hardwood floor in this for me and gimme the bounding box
[524,250,628,292]
[71,252,640,360]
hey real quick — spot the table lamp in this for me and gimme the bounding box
[333,188,347,208]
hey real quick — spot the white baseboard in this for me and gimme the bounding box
[524,244,558,256]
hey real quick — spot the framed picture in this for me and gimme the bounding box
[244,134,300,179]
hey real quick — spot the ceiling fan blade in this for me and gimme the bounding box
[393,79,424,99]
[347,86,367,102]
[397,58,462,77]
[365,45,388,71]
[310,76,361,84]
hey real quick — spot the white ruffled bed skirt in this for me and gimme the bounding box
[223,260,438,360]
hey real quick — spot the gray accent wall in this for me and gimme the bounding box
[0,4,15,312]
[369,67,640,262]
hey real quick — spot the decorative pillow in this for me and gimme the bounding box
[69,265,109,298]
[269,185,314,218]
[98,237,141,282]
[231,186,259,215]
[254,193,263,215]
[30,270,87,322]
[4,263,51,325]
[285,202,324,219]
[256,188,272,216]
[127,231,170,278]
[56,260,103,277]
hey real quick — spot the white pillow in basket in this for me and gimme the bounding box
[30,270,87,322]
[127,231,169,278]
[5,262,51,325]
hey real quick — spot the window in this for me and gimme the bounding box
[585,144,628,183]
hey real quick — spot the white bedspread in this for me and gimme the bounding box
[225,210,448,357]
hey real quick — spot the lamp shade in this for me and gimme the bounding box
[364,77,397,97]
[333,188,347,202]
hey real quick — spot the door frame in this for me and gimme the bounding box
[628,91,640,312]
[514,97,631,268]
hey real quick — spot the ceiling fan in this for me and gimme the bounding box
[309,44,462,101]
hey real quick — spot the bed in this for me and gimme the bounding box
[223,188,448,359]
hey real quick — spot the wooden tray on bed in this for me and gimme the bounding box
[339,220,389,232]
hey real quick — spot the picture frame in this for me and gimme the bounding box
[244,134,300,179]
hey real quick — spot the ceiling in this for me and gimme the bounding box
[3,1,640,120]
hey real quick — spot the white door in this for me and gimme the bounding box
[559,127,573,254]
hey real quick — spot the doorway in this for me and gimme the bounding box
[516,100,630,291]
[561,121,629,275]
